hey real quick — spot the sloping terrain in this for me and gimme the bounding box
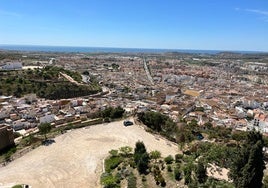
[0,66,101,99]
[0,119,178,188]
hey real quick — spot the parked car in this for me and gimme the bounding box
[123,120,133,126]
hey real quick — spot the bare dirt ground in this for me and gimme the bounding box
[207,163,230,182]
[0,118,178,188]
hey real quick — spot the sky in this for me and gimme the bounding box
[0,0,268,51]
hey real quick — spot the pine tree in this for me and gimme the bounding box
[229,131,265,188]
[134,141,149,174]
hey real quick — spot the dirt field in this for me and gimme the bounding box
[0,118,179,188]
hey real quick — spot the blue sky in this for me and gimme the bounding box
[0,0,268,51]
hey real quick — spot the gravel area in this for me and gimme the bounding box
[0,118,178,188]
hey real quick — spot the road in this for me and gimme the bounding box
[143,58,154,85]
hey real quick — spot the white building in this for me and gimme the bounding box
[12,119,29,131]
[1,62,22,70]
[39,114,56,124]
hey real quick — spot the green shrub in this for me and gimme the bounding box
[105,156,122,173]
[109,149,118,157]
[11,185,23,188]
[101,173,120,188]
[129,159,136,168]
[127,172,137,188]
[159,176,166,187]
[183,165,192,185]
[167,165,172,172]
[175,154,183,163]
[164,155,174,164]
[174,167,182,181]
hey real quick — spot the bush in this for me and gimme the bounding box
[11,185,23,188]
[105,156,122,173]
[115,173,122,183]
[195,161,207,184]
[101,173,120,188]
[159,176,166,187]
[183,165,192,185]
[119,146,133,157]
[109,149,119,157]
[150,150,161,160]
[127,172,137,188]
[164,155,174,164]
[174,167,182,181]
[175,154,183,163]
[129,159,136,168]
[167,165,172,172]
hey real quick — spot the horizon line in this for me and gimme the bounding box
[0,43,267,54]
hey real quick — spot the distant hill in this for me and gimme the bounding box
[0,66,101,99]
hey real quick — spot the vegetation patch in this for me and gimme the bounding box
[0,66,101,99]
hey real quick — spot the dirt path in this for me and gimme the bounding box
[0,118,178,188]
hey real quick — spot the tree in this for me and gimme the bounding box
[38,123,52,140]
[229,131,265,188]
[134,141,149,174]
[110,106,125,119]
[102,106,125,119]
[137,153,149,174]
[195,161,207,184]
[134,141,147,156]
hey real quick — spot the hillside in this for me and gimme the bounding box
[0,66,101,99]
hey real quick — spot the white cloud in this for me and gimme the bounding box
[245,9,268,16]
[235,8,240,11]
[236,8,268,22]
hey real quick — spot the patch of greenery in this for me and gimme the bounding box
[204,177,234,188]
[164,155,174,164]
[127,172,137,188]
[101,172,120,188]
[11,185,23,188]
[134,141,149,174]
[105,156,123,173]
[102,141,236,188]
[102,106,125,120]
[0,66,101,99]
[229,131,264,188]
[138,111,177,141]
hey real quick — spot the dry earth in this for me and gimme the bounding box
[0,118,178,188]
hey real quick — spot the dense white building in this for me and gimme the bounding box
[1,62,22,70]
[39,113,56,124]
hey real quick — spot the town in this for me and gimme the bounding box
[0,50,268,187]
